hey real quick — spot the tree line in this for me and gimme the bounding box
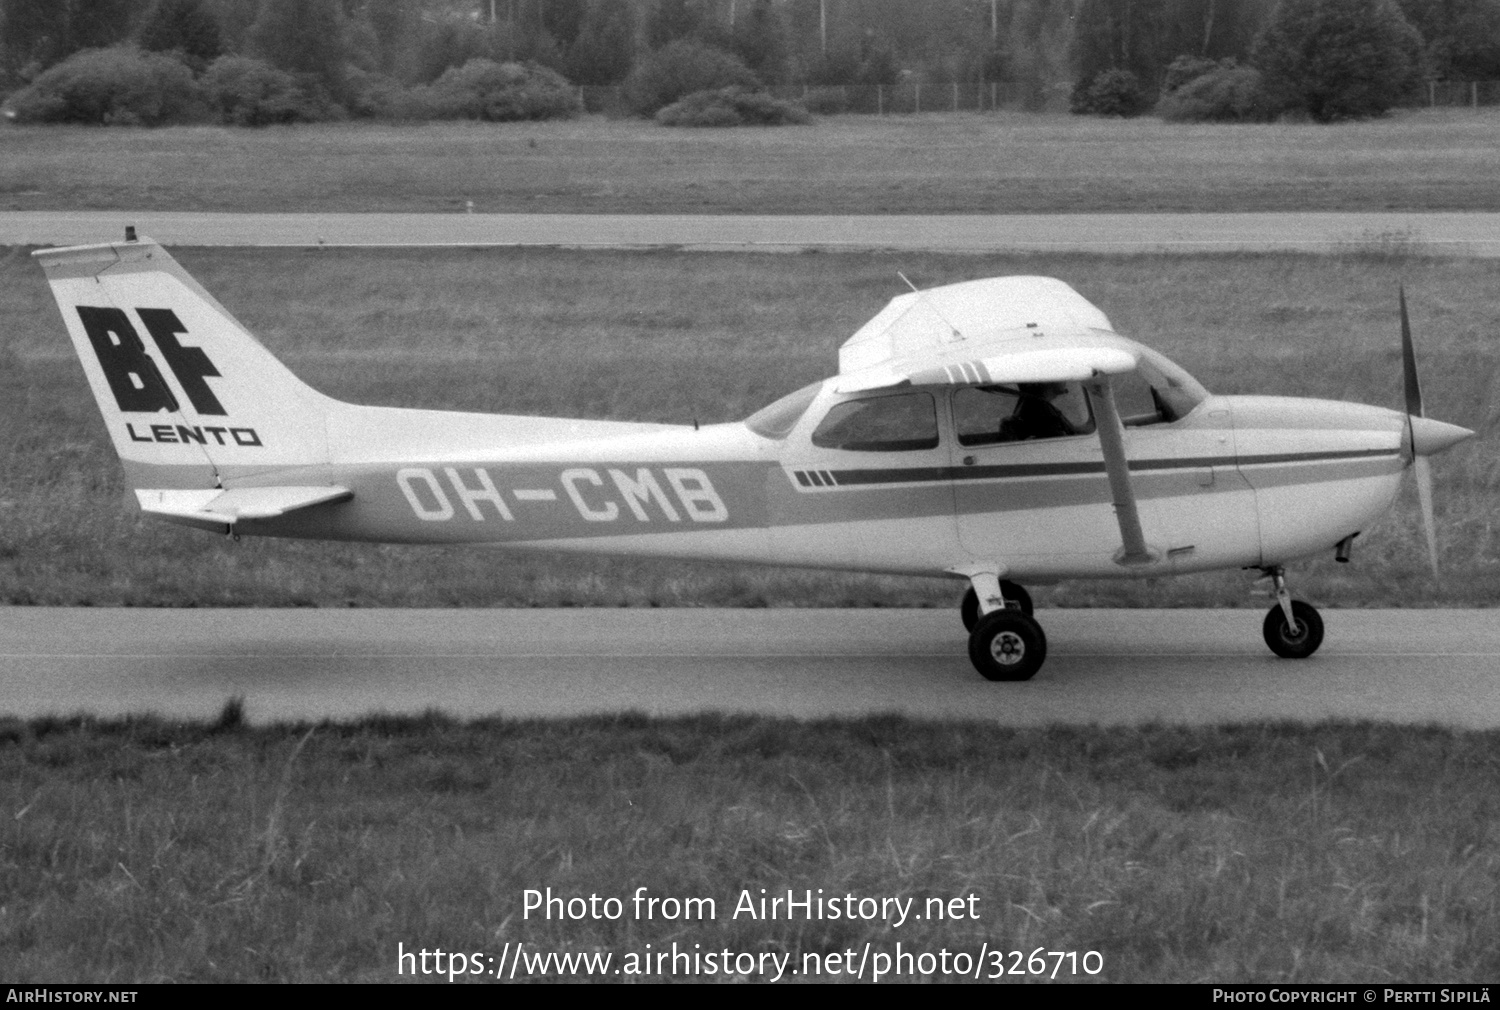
[2,0,1497,115]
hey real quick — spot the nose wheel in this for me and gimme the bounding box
[1263,600,1324,658]
[1260,567,1325,659]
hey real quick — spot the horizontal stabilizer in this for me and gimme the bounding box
[135,486,352,529]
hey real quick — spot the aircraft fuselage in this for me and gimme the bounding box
[182,386,1406,584]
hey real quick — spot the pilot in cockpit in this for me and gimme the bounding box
[999,382,1079,441]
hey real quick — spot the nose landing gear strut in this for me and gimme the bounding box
[1261,566,1324,659]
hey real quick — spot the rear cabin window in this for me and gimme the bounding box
[811,392,939,452]
[952,384,1095,446]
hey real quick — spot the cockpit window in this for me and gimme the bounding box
[744,381,821,440]
[1134,347,1209,419]
[1110,370,1171,426]
[953,383,1095,446]
[1107,357,1206,426]
[811,392,939,452]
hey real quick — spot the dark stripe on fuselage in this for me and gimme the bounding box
[823,448,1395,487]
[1235,449,1397,467]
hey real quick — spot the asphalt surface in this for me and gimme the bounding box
[4,211,1500,254]
[2,608,1496,727]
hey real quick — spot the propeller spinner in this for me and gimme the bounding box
[1398,286,1474,577]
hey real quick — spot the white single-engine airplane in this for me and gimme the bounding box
[37,233,1474,681]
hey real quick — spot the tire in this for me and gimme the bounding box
[1262,600,1324,659]
[960,581,1033,631]
[968,610,1047,682]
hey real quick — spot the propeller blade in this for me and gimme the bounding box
[1413,455,1440,580]
[1396,287,1469,582]
[1399,285,1424,419]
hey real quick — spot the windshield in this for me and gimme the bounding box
[1134,345,1210,418]
[743,381,822,440]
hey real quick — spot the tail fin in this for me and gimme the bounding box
[34,236,334,491]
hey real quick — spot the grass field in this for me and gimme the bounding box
[4,244,1497,609]
[4,109,1500,214]
[2,712,1496,983]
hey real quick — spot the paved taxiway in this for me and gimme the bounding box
[4,211,1500,255]
[2,608,1496,727]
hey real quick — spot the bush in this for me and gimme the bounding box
[625,40,760,116]
[1252,0,1424,121]
[421,59,580,122]
[801,86,849,115]
[1156,60,1275,122]
[202,55,323,125]
[5,46,205,125]
[366,85,442,122]
[655,87,811,127]
[339,66,406,119]
[1161,55,1220,95]
[1069,68,1148,117]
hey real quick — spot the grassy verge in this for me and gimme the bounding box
[3,110,1500,214]
[4,245,1497,608]
[2,711,1496,982]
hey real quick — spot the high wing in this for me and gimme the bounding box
[835,276,1139,393]
[839,276,1156,566]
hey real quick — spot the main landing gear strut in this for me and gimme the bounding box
[960,582,1032,630]
[962,575,1046,682]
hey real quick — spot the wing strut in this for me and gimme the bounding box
[1086,378,1157,566]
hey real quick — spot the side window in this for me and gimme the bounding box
[952,383,1095,446]
[811,392,939,452]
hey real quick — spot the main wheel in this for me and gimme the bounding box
[1262,600,1324,659]
[960,581,1033,631]
[968,610,1047,681]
